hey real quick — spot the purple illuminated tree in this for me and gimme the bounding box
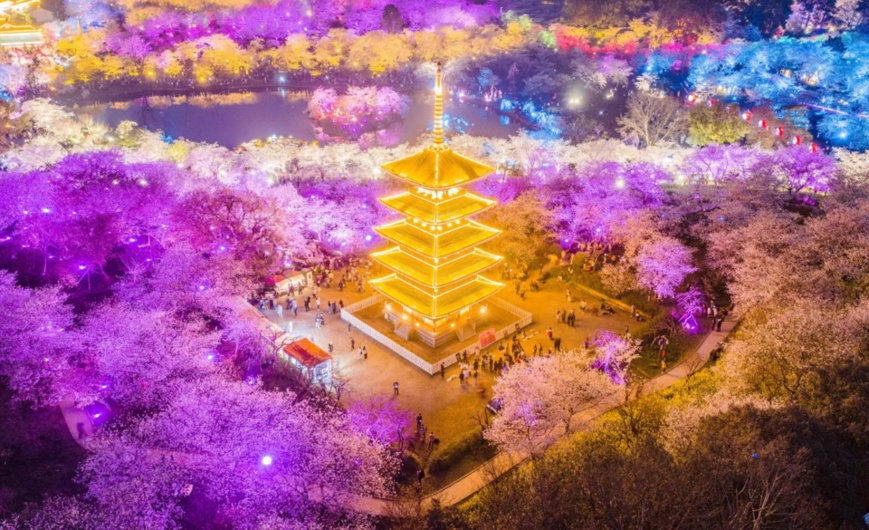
[590,330,640,385]
[347,395,414,448]
[0,271,77,406]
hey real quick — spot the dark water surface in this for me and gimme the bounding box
[79,91,521,147]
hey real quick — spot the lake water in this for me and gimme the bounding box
[78,91,521,148]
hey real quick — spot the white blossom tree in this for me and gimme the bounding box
[485,349,618,456]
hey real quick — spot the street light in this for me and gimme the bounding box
[261,455,273,466]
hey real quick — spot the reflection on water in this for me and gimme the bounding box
[78,90,520,148]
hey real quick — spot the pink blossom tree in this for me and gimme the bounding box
[635,235,696,299]
[485,349,618,456]
[0,271,77,406]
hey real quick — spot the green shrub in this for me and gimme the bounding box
[428,432,495,476]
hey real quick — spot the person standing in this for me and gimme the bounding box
[350,337,356,351]
[393,381,399,395]
[440,363,445,379]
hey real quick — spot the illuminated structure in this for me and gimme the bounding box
[370,63,504,347]
[0,0,43,48]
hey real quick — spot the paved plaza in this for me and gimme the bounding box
[262,268,639,446]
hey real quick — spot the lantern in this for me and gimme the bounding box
[741,110,752,121]
[791,135,802,145]
[775,126,784,137]
[758,119,768,129]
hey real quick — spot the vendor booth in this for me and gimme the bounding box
[280,338,332,385]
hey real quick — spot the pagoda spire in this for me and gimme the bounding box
[433,62,445,146]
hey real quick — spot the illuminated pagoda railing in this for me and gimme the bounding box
[0,0,43,48]
[370,63,504,346]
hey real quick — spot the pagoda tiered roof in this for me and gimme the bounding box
[371,247,502,288]
[369,62,504,323]
[379,190,496,224]
[381,147,495,190]
[374,219,500,259]
[369,274,503,318]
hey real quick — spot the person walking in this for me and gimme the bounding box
[393,381,399,395]
[459,371,465,387]
[547,327,553,340]
[350,337,355,351]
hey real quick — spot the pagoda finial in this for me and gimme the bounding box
[433,62,445,145]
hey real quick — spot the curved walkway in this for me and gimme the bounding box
[59,318,736,517]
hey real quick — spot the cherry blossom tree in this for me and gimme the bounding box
[71,302,220,410]
[0,271,77,406]
[635,235,696,299]
[485,349,618,456]
[721,298,865,404]
[347,395,414,447]
[590,330,641,385]
[125,376,396,528]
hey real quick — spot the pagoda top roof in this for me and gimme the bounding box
[381,147,495,190]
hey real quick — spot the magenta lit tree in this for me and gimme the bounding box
[347,395,414,447]
[590,330,640,385]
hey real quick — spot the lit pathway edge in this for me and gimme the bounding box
[330,317,737,516]
[58,319,736,518]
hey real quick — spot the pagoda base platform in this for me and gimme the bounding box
[341,296,532,375]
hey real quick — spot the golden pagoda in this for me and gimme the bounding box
[0,0,43,48]
[370,63,504,346]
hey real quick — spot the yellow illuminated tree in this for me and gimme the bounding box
[313,29,351,71]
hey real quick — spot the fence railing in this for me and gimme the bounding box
[341,303,435,375]
[341,296,535,376]
[342,293,384,313]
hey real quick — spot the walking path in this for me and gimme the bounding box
[324,316,735,516]
[57,279,735,518]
